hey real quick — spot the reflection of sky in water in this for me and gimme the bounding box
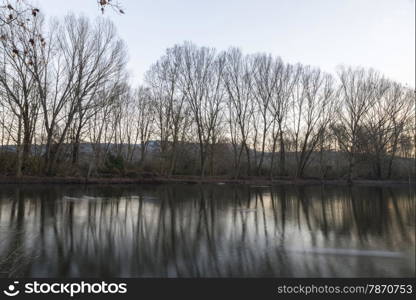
[0,184,414,277]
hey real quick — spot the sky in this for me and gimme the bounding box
[36,0,415,87]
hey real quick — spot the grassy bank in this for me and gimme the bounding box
[0,175,413,187]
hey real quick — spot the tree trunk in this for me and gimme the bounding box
[347,153,354,184]
[279,129,286,176]
[16,119,23,178]
[269,135,277,179]
[22,122,32,169]
[244,142,251,176]
[72,130,81,166]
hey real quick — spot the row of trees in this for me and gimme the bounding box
[0,13,415,180]
[140,45,415,180]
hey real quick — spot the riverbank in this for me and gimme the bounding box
[0,175,413,187]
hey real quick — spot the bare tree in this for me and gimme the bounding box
[268,62,296,178]
[27,15,126,174]
[363,80,415,178]
[145,46,189,176]
[1,0,124,27]
[60,15,127,165]
[0,1,39,28]
[332,67,381,183]
[179,42,225,178]
[133,86,155,168]
[288,65,335,178]
[251,54,280,175]
[0,6,42,176]
[87,80,125,177]
[223,48,254,177]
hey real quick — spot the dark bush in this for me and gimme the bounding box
[103,153,125,175]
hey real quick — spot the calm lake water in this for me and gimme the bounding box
[0,184,414,278]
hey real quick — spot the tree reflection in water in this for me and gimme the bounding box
[0,184,414,277]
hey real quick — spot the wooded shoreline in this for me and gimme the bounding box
[0,175,413,187]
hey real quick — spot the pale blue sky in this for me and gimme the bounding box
[37,0,415,86]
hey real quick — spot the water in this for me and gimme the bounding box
[0,184,414,278]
